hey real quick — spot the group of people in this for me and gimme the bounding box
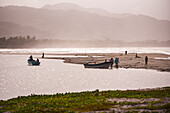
[109,58,119,68]
[28,52,45,64]
[107,51,149,69]
[29,55,39,62]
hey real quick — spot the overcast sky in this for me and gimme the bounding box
[0,0,170,20]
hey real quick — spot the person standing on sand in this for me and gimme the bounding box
[110,58,114,68]
[125,51,127,55]
[145,56,148,65]
[115,58,119,68]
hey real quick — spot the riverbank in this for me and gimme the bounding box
[0,87,170,113]
[41,53,170,72]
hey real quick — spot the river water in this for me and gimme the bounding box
[0,53,170,100]
[0,47,170,54]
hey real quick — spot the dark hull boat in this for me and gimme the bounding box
[84,62,112,69]
[28,59,40,66]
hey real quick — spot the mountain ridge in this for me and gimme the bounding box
[42,3,134,19]
[0,4,170,41]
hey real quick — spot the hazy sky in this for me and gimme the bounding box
[0,0,170,20]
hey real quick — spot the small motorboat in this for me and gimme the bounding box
[28,59,40,66]
[84,62,112,69]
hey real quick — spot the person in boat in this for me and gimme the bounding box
[115,58,119,68]
[29,55,33,60]
[110,58,114,68]
[36,58,39,62]
[145,56,148,65]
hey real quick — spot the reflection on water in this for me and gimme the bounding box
[0,55,170,100]
[154,57,170,60]
[0,47,170,54]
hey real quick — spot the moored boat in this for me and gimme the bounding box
[84,62,111,69]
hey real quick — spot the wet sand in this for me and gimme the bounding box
[42,53,170,72]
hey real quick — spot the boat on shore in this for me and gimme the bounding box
[84,62,112,69]
[28,59,40,66]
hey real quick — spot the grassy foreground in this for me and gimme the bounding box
[0,87,170,113]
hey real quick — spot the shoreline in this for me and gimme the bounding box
[1,52,170,72]
[43,53,170,72]
[1,86,169,101]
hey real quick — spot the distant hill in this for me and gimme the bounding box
[0,21,52,38]
[0,4,170,41]
[42,3,116,18]
[42,3,132,18]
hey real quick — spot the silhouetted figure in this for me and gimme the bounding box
[125,51,127,55]
[145,56,148,65]
[115,58,119,68]
[37,58,39,62]
[135,53,141,58]
[105,59,107,62]
[42,52,44,58]
[29,55,33,60]
[110,58,114,68]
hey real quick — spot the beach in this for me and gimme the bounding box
[40,53,170,72]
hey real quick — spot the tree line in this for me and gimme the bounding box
[0,36,37,48]
[0,36,170,48]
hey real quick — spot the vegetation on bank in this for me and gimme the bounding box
[1,36,170,48]
[0,87,170,112]
[0,36,37,48]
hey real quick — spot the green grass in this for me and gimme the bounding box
[100,87,170,98]
[0,87,170,112]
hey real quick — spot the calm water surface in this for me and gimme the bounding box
[0,54,170,100]
[0,47,170,54]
